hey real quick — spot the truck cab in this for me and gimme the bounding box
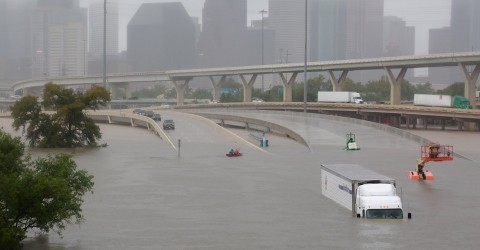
[355,183,403,219]
[351,92,364,104]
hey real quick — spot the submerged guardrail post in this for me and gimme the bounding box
[178,139,181,158]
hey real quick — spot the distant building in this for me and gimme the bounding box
[428,27,459,86]
[268,0,304,64]
[127,2,196,72]
[451,0,480,53]
[197,0,248,68]
[310,0,347,62]
[31,0,87,77]
[88,0,119,59]
[428,0,480,86]
[383,16,415,81]
[0,0,34,84]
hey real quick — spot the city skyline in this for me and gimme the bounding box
[79,0,450,55]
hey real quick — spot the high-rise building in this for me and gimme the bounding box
[127,2,195,72]
[383,16,415,57]
[309,0,347,61]
[428,0,480,86]
[197,0,248,68]
[451,0,480,53]
[429,27,457,85]
[0,0,34,84]
[88,0,119,59]
[345,0,383,60]
[0,0,7,84]
[31,0,87,77]
[268,0,305,64]
[383,16,415,81]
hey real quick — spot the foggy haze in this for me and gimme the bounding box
[82,0,449,53]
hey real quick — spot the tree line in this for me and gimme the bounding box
[128,76,469,103]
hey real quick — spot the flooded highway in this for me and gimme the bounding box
[1,109,479,250]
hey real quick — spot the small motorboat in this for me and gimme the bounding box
[226,149,242,157]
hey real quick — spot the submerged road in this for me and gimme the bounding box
[4,109,478,250]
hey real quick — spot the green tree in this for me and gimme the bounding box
[363,76,391,102]
[0,129,94,249]
[131,85,167,99]
[292,75,331,102]
[414,82,436,94]
[437,82,465,96]
[11,82,110,148]
[187,88,213,100]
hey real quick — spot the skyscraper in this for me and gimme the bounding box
[268,0,305,64]
[451,0,480,53]
[31,0,87,77]
[127,2,195,71]
[345,0,384,60]
[309,0,347,61]
[89,0,119,59]
[197,0,248,67]
[0,0,34,84]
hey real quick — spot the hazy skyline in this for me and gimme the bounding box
[83,0,450,55]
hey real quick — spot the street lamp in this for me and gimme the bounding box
[259,9,267,92]
[303,0,308,113]
[83,39,86,75]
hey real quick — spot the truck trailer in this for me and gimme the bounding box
[413,94,471,109]
[321,164,404,219]
[317,91,364,104]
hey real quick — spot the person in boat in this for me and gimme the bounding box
[234,148,240,156]
[229,148,234,156]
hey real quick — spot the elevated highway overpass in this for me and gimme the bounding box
[11,52,480,107]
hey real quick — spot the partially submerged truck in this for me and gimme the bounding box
[317,91,364,104]
[413,94,472,109]
[321,164,407,219]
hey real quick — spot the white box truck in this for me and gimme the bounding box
[317,91,364,104]
[321,164,405,219]
[413,94,471,109]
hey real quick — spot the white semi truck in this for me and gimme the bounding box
[317,91,364,104]
[321,164,406,219]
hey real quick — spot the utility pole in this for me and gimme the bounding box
[303,0,308,113]
[103,0,107,89]
[259,9,267,92]
[83,39,86,75]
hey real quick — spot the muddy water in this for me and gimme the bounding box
[1,115,478,250]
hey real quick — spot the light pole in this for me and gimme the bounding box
[303,0,308,113]
[259,9,267,92]
[103,0,107,89]
[83,39,86,75]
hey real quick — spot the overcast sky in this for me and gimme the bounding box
[82,0,451,55]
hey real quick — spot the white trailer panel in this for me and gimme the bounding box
[413,94,452,107]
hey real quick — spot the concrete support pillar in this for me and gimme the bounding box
[423,119,428,130]
[172,79,190,105]
[209,76,226,102]
[406,117,410,129]
[441,120,446,130]
[278,72,298,102]
[240,74,258,102]
[459,63,480,109]
[384,67,407,106]
[328,70,349,91]
[412,118,417,129]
